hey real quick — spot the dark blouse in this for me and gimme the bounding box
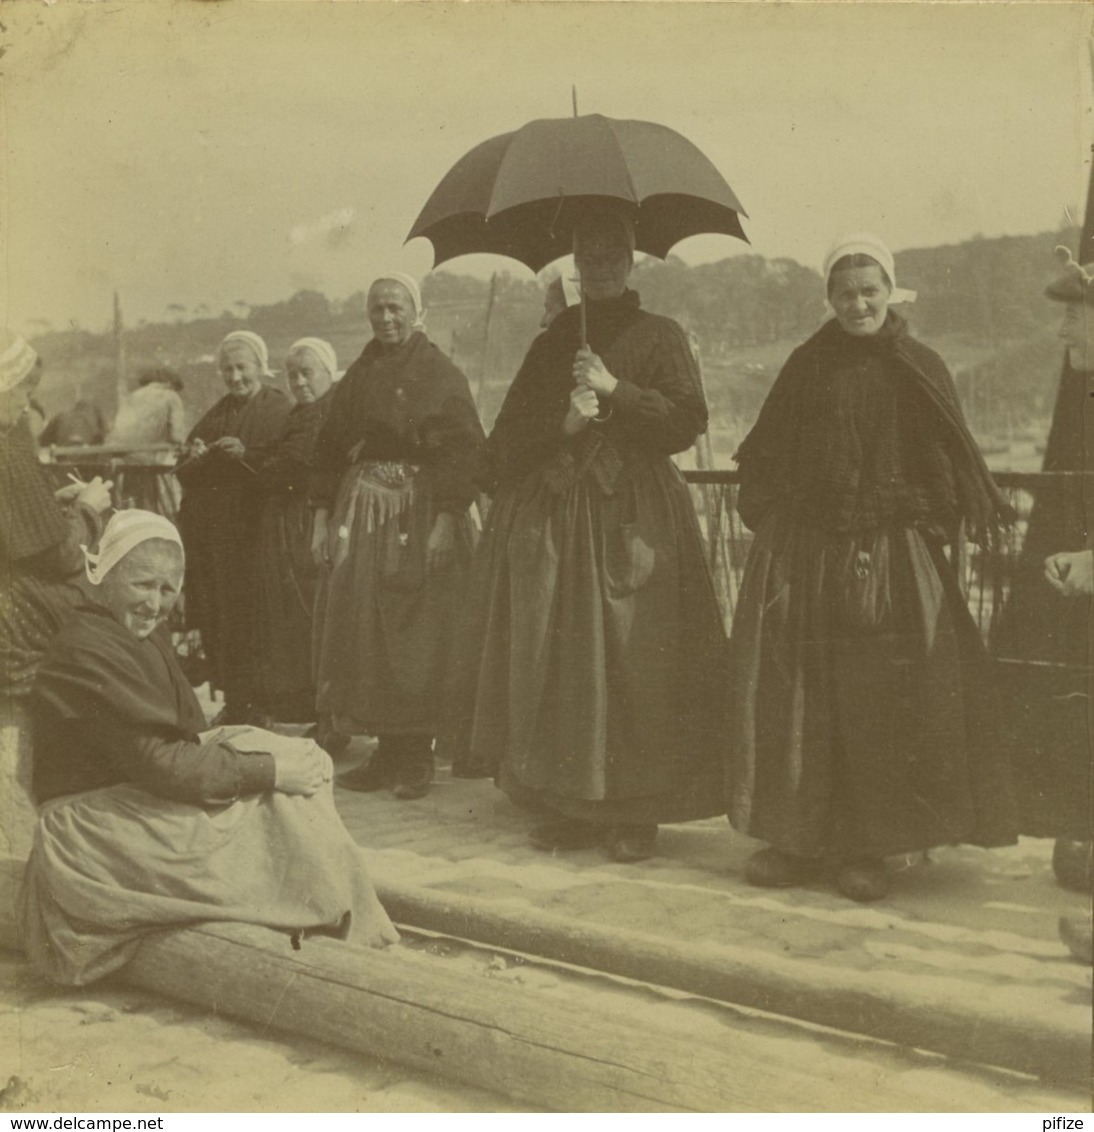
[310,332,484,513]
[32,607,275,806]
[255,392,333,496]
[176,385,293,498]
[481,289,707,496]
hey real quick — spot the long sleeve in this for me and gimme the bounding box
[309,374,359,509]
[18,503,102,581]
[479,337,569,495]
[85,716,276,805]
[607,320,708,457]
[420,393,485,513]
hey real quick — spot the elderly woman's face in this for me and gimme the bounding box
[219,344,264,400]
[99,541,184,640]
[829,265,891,337]
[574,230,632,302]
[285,348,332,405]
[368,282,415,350]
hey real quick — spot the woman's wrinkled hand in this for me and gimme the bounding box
[426,512,457,573]
[1044,549,1094,597]
[68,476,113,515]
[53,482,83,504]
[212,436,245,460]
[273,740,333,797]
[563,385,600,436]
[311,509,331,568]
[187,438,209,459]
[572,347,618,398]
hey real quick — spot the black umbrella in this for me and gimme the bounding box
[407,112,748,274]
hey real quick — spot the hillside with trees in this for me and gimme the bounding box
[28,228,1075,469]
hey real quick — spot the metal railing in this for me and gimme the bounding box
[42,456,1089,649]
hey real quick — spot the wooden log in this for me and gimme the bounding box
[124,921,746,1113]
[374,882,1090,1089]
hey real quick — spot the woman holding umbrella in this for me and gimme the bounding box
[727,234,1017,901]
[446,206,727,863]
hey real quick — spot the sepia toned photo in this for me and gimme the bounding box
[0,0,1090,1117]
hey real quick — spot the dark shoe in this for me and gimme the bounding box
[837,859,891,902]
[531,819,609,852]
[745,847,821,888]
[1058,913,1093,965]
[338,755,396,793]
[393,745,434,801]
[316,730,352,757]
[392,774,432,801]
[1052,839,1092,894]
[609,825,658,863]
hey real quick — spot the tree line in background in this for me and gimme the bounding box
[27,227,1076,452]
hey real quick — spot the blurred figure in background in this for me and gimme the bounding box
[176,331,292,724]
[540,273,580,330]
[39,396,108,450]
[107,368,187,461]
[253,338,340,726]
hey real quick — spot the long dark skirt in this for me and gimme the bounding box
[727,510,1016,858]
[177,487,262,708]
[444,459,728,826]
[255,493,319,722]
[312,466,475,737]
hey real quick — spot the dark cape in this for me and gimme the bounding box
[0,423,102,697]
[176,384,292,707]
[992,356,1092,840]
[442,290,728,825]
[253,391,334,721]
[31,606,276,806]
[310,332,484,736]
[728,314,1017,858]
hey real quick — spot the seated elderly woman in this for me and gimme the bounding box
[254,338,340,724]
[176,331,292,724]
[20,510,397,986]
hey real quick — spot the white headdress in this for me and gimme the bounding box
[374,272,425,330]
[822,233,917,305]
[288,337,341,381]
[219,330,274,377]
[83,509,184,586]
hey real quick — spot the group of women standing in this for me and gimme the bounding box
[442,218,1018,898]
[36,219,1026,920]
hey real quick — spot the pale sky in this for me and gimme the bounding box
[1,1,1089,332]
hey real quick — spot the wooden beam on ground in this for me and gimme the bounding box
[374,882,1089,1089]
[124,921,747,1113]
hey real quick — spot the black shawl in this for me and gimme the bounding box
[310,331,483,513]
[735,314,1013,543]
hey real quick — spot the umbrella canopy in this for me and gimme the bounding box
[407,113,748,272]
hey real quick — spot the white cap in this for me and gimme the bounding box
[822,233,917,305]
